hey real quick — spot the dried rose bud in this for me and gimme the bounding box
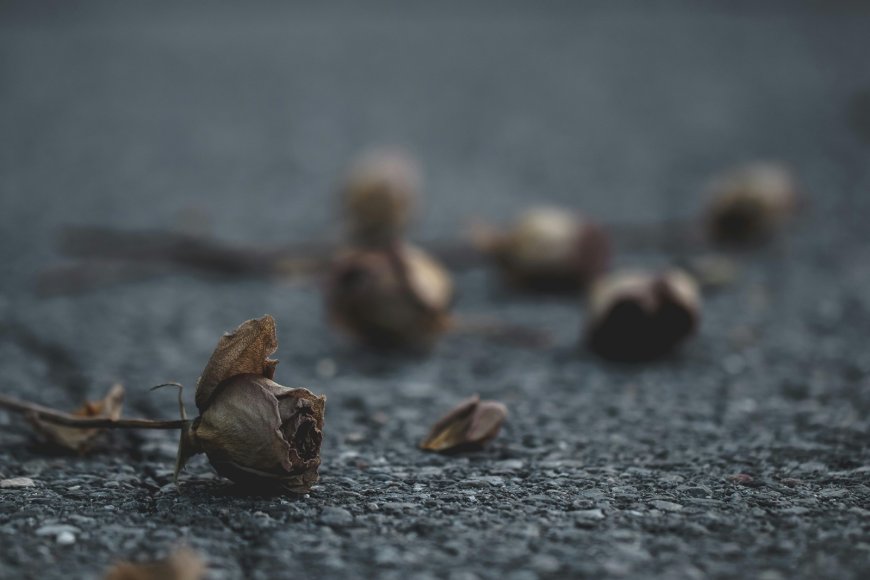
[474,207,610,292]
[325,243,453,350]
[704,163,799,244]
[28,384,124,453]
[105,547,205,580]
[176,315,326,494]
[341,150,421,246]
[420,395,508,453]
[586,269,701,361]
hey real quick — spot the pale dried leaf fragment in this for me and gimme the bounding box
[420,395,508,453]
[195,315,278,412]
[28,384,124,453]
[104,547,205,580]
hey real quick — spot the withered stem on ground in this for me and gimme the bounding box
[0,395,186,430]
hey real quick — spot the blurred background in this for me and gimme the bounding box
[1,1,870,578]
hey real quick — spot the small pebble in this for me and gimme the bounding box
[1,477,35,488]
[56,531,76,546]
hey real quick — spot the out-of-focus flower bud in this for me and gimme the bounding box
[474,207,610,292]
[341,150,421,246]
[704,163,799,244]
[325,243,453,350]
[28,384,124,453]
[420,395,508,453]
[586,269,700,361]
[105,546,205,580]
[176,316,326,494]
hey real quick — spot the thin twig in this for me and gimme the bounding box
[0,395,185,430]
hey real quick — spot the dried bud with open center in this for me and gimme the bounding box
[29,384,124,453]
[704,163,799,244]
[420,395,508,453]
[473,207,610,292]
[586,269,700,361]
[325,243,453,350]
[177,315,326,493]
[341,150,421,246]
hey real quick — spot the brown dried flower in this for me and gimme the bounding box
[420,395,508,453]
[325,243,454,350]
[105,546,205,580]
[473,207,610,292]
[177,315,326,494]
[28,384,124,453]
[341,150,421,247]
[586,269,701,361]
[704,163,799,244]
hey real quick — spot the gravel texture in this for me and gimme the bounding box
[2,2,870,579]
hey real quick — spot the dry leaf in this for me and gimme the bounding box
[105,546,205,580]
[195,315,278,412]
[420,395,508,453]
[28,384,124,453]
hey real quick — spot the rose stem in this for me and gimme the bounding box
[0,395,186,430]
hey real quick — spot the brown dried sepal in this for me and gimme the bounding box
[104,546,205,580]
[475,207,610,292]
[179,316,327,494]
[342,150,421,247]
[420,395,508,453]
[704,163,799,244]
[586,269,700,362]
[325,243,453,350]
[28,384,124,453]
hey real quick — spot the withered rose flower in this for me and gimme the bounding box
[325,243,454,350]
[473,207,610,292]
[176,315,326,494]
[341,149,421,246]
[586,269,701,362]
[420,395,508,453]
[704,163,799,244]
[29,384,124,453]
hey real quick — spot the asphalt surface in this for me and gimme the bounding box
[1,2,870,579]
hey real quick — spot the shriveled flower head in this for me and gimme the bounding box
[29,384,124,453]
[704,163,799,244]
[177,315,326,494]
[420,395,508,453]
[586,269,701,362]
[474,207,610,292]
[325,243,453,350]
[104,546,205,580]
[341,149,421,247]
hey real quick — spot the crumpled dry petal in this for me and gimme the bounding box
[195,315,278,412]
[29,384,124,453]
[420,395,508,453]
[104,546,205,580]
[326,243,453,349]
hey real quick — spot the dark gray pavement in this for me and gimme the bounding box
[1,2,869,578]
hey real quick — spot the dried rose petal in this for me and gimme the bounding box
[586,269,700,361]
[478,207,610,292]
[178,316,326,494]
[705,163,799,244]
[105,547,205,580]
[342,150,421,246]
[28,384,124,453]
[325,243,453,350]
[420,395,508,453]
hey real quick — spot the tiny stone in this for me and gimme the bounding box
[320,507,354,527]
[56,531,76,546]
[650,500,683,512]
[1,478,35,488]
